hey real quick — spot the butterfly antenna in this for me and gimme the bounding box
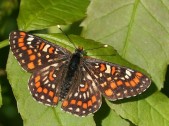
[85,44,108,51]
[57,25,77,49]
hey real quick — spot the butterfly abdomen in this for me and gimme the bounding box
[60,51,81,99]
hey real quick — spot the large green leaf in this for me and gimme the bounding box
[107,92,169,126]
[82,0,169,90]
[18,0,90,31]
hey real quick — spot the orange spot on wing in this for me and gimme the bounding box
[80,83,89,92]
[133,77,139,83]
[77,101,82,106]
[27,49,33,55]
[82,103,87,109]
[39,42,45,50]
[88,100,92,107]
[28,62,35,69]
[21,46,27,50]
[49,47,54,54]
[29,54,36,61]
[37,87,42,93]
[62,100,68,107]
[20,32,26,36]
[125,82,130,87]
[49,91,54,97]
[53,96,58,103]
[105,89,113,96]
[117,80,123,86]
[110,82,117,89]
[43,88,48,94]
[100,63,106,71]
[91,95,97,103]
[130,80,136,87]
[35,82,40,88]
[18,38,24,43]
[70,99,76,105]
[35,75,40,83]
[136,72,143,77]
[18,42,24,47]
[111,67,116,75]
[49,70,55,81]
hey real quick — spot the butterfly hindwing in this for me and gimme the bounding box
[61,66,102,116]
[29,61,68,106]
[85,57,151,101]
[9,31,71,72]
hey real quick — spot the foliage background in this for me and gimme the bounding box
[0,0,169,126]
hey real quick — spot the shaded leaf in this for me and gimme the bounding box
[81,0,169,90]
[0,85,2,107]
[101,109,130,126]
[18,0,90,31]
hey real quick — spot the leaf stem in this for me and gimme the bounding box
[0,40,9,49]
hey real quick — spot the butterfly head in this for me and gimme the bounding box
[75,46,87,57]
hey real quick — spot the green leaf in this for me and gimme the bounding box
[18,0,90,31]
[0,85,2,107]
[101,109,130,126]
[81,0,169,90]
[7,33,126,126]
[0,39,9,48]
[107,92,169,126]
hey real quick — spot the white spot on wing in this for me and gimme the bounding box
[83,93,86,99]
[27,41,32,45]
[86,74,92,80]
[126,70,132,76]
[41,95,44,99]
[43,44,50,52]
[27,37,34,41]
[75,108,80,112]
[47,99,51,102]
[105,65,111,73]
[74,92,78,97]
[52,84,55,89]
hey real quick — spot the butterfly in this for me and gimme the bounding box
[9,31,151,117]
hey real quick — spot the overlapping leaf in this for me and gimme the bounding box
[18,0,89,31]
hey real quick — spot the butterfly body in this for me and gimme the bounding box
[9,31,151,117]
[60,48,82,99]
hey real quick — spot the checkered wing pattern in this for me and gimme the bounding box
[61,66,102,116]
[28,61,68,106]
[9,31,71,72]
[85,57,151,101]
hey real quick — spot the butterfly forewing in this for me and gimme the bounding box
[61,66,102,116]
[9,31,71,72]
[84,57,151,101]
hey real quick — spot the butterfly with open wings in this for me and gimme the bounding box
[9,31,151,117]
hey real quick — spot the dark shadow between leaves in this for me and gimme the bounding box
[94,98,110,126]
[161,65,169,97]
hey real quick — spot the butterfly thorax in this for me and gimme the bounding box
[60,48,83,99]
